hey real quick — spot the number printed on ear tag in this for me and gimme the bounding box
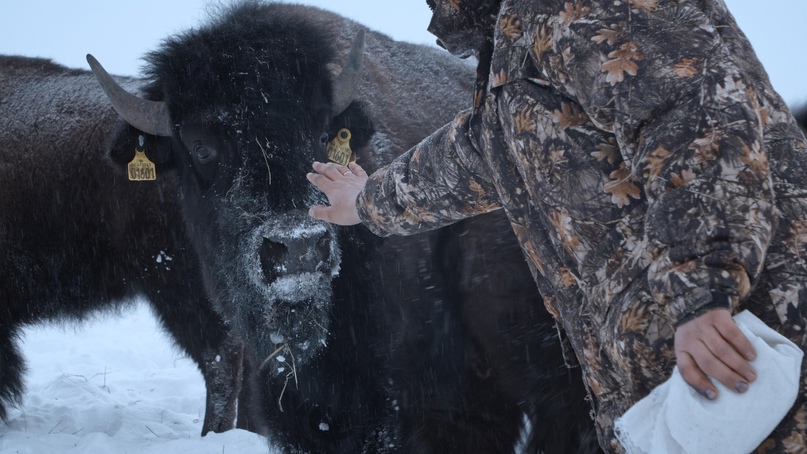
[128,148,157,181]
[326,128,355,167]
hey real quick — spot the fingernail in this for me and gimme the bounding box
[700,388,717,400]
[736,381,749,393]
[746,370,757,382]
[747,351,757,361]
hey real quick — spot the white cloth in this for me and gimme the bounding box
[615,310,804,454]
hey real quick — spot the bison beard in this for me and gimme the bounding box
[86,2,600,453]
[235,209,340,368]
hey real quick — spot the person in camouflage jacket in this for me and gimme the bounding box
[308,0,807,451]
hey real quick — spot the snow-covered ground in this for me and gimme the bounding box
[0,301,269,454]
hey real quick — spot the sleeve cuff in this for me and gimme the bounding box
[674,290,736,327]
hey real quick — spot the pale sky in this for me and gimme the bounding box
[1,1,804,106]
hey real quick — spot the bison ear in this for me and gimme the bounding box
[109,124,174,170]
[330,101,375,151]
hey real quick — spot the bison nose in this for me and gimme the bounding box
[258,230,334,283]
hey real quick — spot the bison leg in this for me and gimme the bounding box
[399,345,523,454]
[145,287,244,435]
[234,345,263,434]
[0,324,24,423]
[199,333,244,435]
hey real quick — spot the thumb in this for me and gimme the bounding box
[308,203,361,226]
[308,204,331,222]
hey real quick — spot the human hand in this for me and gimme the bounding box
[674,308,757,400]
[307,161,367,225]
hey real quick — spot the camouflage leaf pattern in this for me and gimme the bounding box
[359,0,807,451]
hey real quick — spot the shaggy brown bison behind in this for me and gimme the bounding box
[86,2,599,453]
[0,56,246,435]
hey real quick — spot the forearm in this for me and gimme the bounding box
[358,111,501,237]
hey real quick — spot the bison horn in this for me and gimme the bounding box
[86,54,174,137]
[331,29,365,116]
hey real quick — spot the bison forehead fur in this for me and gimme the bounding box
[144,2,335,140]
[144,4,336,205]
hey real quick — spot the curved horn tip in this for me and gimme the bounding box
[331,29,367,116]
[87,54,174,137]
[351,29,366,66]
[86,54,102,73]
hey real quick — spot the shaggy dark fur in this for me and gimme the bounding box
[0,56,248,435]
[98,2,600,452]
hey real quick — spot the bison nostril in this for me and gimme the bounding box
[260,239,288,283]
[315,231,332,265]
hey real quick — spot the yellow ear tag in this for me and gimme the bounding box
[326,128,355,167]
[128,139,157,181]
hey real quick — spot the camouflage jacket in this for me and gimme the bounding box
[358,0,807,451]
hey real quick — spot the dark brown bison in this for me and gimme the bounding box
[7,1,598,452]
[0,55,247,435]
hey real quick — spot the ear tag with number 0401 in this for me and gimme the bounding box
[326,128,355,167]
[128,147,157,181]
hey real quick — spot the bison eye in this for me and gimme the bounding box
[194,145,216,163]
[319,132,329,145]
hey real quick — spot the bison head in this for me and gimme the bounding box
[88,3,373,371]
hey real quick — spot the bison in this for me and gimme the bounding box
[6,1,597,452]
[0,57,251,435]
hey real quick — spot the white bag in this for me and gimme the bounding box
[615,310,803,454]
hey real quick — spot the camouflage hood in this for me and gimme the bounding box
[426,0,501,59]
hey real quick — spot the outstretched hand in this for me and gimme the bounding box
[307,161,368,225]
[674,308,757,400]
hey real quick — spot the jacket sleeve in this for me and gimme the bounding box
[357,109,502,237]
[553,2,776,325]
